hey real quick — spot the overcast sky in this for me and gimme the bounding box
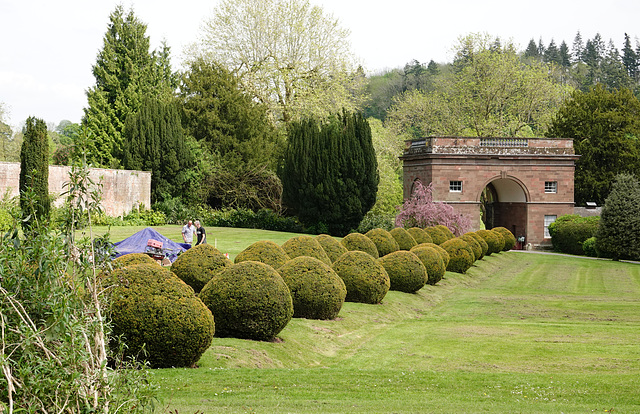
[1,0,639,129]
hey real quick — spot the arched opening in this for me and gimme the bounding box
[480,178,528,242]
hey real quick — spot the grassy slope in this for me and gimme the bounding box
[103,227,640,413]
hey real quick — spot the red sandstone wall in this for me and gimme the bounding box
[0,162,151,217]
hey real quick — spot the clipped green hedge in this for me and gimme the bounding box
[341,232,379,258]
[316,234,348,263]
[460,234,483,261]
[583,236,598,257]
[199,261,293,341]
[441,238,475,274]
[476,229,503,255]
[424,226,448,245]
[492,227,516,251]
[278,256,346,320]
[282,235,332,265]
[332,250,390,304]
[435,225,455,240]
[112,252,159,267]
[234,240,290,269]
[365,228,399,257]
[106,263,214,368]
[389,227,418,250]
[378,250,427,293]
[467,232,489,257]
[171,244,233,293]
[548,215,600,255]
[410,246,446,285]
[412,242,450,268]
[406,227,433,244]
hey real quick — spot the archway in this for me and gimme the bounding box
[480,178,528,241]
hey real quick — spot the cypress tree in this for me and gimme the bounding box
[19,117,50,228]
[595,173,640,260]
[281,111,378,235]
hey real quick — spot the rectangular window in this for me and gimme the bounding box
[544,215,557,238]
[449,180,462,192]
[545,181,557,193]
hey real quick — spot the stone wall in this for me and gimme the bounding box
[0,162,151,217]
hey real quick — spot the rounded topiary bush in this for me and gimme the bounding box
[278,256,346,320]
[424,226,448,245]
[410,246,446,285]
[106,264,214,368]
[491,227,516,251]
[365,228,399,257]
[412,242,450,268]
[435,225,455,240]
[406,227,433,244]
[199,261,293,341]
[171,244,233,293]
[389,227,418,250]
[441,238,475,274]
[460,234,483,261]
[113,252,159,267]
[332,250,390,304]
[467,232,489,257]
[235,240,290,269]
[341,232,379,258]
[282,235,332,265]
[378,251,427,293]
[476,229,503,255]
[583,236,598,257]
[316,234,348,263]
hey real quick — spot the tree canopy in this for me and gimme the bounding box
[546,85,640,206]
[192,0,366,124]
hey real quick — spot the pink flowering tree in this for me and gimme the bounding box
[395,181,472,236]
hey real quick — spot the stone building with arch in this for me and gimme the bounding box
[400,137,579,248]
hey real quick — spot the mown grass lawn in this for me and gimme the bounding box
[102,227,640,413]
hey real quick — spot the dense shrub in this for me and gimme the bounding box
[406,227,433,244]
[412,242,450,268]
[378,250,427,293]
[106,264,215,368]
[460,234,483,261]
[410,246,446,285]
[467,232,489,257]
[0,207,13,232]
[365,228,399,257]
[492,227,516,251]
[316,234,349,263]
[341,232,379,258]
[112,252,159,267]
[476,229,503,255]
[199,261,293,340]
[282,235,332,265]
[441,238,475,274]
[424,226,448,245]
[234,240,290,269]
[171,244,233,293]
[278,256,347,320]
[92,207,167,227]
[332,250,390,304]
[389,227,418,250]
[356,211,395,233]
[435,225,455,240]
[583,236,598,257]
[547,215,599,255]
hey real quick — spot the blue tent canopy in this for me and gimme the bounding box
[113,227,190,263]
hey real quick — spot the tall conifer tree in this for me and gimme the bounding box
[19,117,50,228]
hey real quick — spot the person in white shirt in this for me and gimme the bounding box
[182,220,197,245]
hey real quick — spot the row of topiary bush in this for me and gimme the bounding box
[105,224,516,369]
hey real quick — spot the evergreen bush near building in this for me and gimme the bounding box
[316,234,349,263]
[424,226,448,245]
[19,116,50,229]
[278,256,347,320]
[412,242,450,268]
[171,244,233,293]
[235,240,291,269]
[410,246,446,285]
[547,215,599,255]
[106,263,215,368]
[199,261,293,340]
[341,232,380,258]
[378,250,428,293]
[435,224,455,240]
[389,227,418,250]
[467,232,489,257]
[460,234,483,261]
[332,250,390,304]
[365,228,400,257]
[406,227,433,244]
[492,227,516,251]
[441,238,475,274]
[282,235,332,265]
[476,229,503,255]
